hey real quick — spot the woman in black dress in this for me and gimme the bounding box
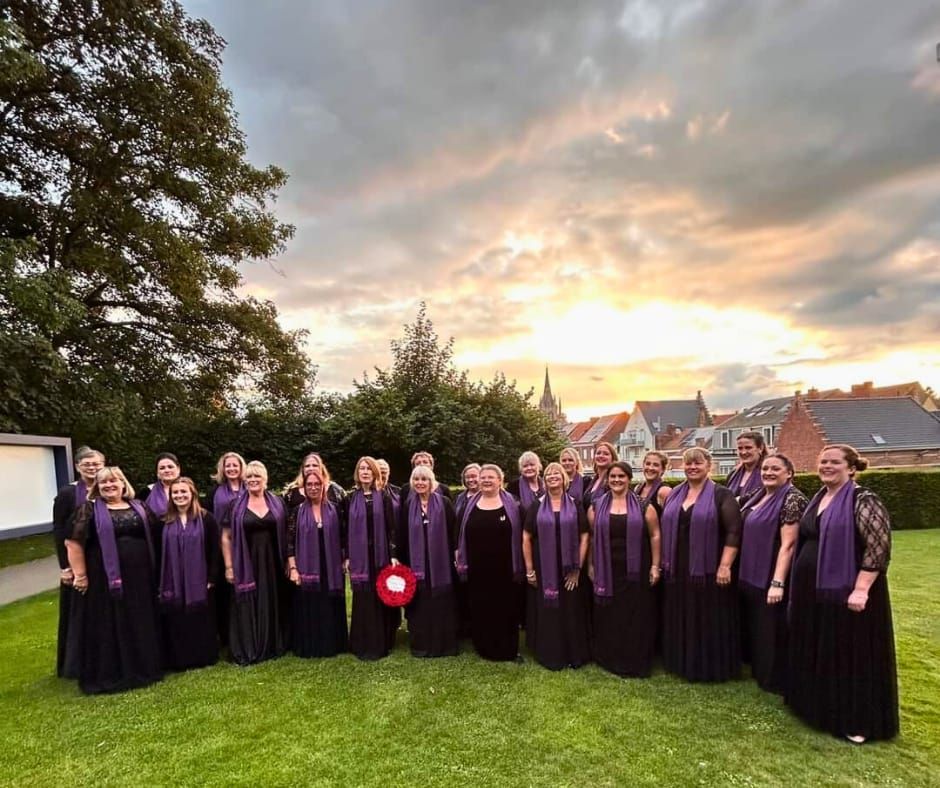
[52,446,104,678]
[158,477,220,670]
[286,469,348,658]
[284,452,347,509]
[589,461,662,677]
[738,454,806,693]
[634,450,672,518]
[220,460,290,665]
[145,452,182,519]
[724,432,767,504]
[456,464,524,661]
[523,462,590,670]
[344,456,399,660]
[65,467,162,694]
[786,445,898,742]
[584,441,616,508]
[508,451,545,511]
[559,448,585,506]
[661,447,743,682]
[401,465,459,657]
[454,463,481,520]
[208,451,246,521]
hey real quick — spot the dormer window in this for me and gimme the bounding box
[871,434,886,445]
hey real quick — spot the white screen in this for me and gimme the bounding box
[0,445,59,532]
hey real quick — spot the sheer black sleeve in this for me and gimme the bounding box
[69,501,96,545]
[855,488,891,572]
[780,488,808,527]
[714,486,743,548]
[286,506,299,558]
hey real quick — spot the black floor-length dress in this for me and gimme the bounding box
[227,510,290,665]
[524,506,590,670]
[661,487,742,682]
[66,506,163,694]
[592,513,658,677]
[464,506,521,661]
[288,514,348,658]
[159,513,221,671]
[346,493,399,660]
[786,490,899,740]
[402,501,459,657]
[53,483,84,678]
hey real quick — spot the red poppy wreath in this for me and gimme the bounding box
[376,564,417,607]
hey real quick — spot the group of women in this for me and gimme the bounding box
[51,436,898,743]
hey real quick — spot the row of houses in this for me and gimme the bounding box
[541,371,940,475]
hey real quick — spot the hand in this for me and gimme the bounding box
[526,570,537,588]
[207,582,215,590]
[766,586,784,605]
[564,570,579,591]
[587,562,595,583]
[847,589,868,613]
[716,565,732,587]
[343,559,350,574]
[60,568,74,587]
[73,573,88,594]
[390,558,400,567]
[288,566,301,587]
[649,566,661,587]
[224,567,235,585]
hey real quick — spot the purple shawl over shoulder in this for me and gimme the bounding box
[229,491,287,596]
[739,483,792,592]
[93,498,154,598]
[296,499,344,595]
[456,490,523,582]
[593,490,645,599]
[808,481,858,602]
[160,513,208,608]
[725,464,762,501]
[517,476,545,511]
[213,482,244,522]
[535,493,579,606]
[146,483,170,518]
[347,488,390,588]
[567,473,584,503]
[660,479,719,583]
[407,492,452,594]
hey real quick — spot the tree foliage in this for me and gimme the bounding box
[0,1,308,436]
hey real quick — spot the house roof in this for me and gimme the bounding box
[576,412,630,445]
[715,396,793,431]
[634,400,702,433]
[562,420,595,442]
[806,396,940,450]
[711,413,736,426]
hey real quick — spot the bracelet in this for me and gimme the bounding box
[769,580,784,589]
[526,570,536,578]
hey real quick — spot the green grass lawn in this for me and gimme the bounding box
[1,532,938,787]
[0,533,56,569]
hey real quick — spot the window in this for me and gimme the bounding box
[763,426,773,445]
[871,434,886,445]
[721,431,730,449]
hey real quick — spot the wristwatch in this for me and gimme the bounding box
[769,580,784,589]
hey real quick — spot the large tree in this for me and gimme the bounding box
[0,2,307,435]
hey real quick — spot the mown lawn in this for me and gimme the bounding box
[0,534,56,569]
[1,531,938,787]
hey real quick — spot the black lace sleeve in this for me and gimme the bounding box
[780,488,808,527]
[855,488,891,572]
[286,507,299,558]
[714,486,743,548]
[69,501,94,544]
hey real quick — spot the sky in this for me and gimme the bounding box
[188,0,940,421]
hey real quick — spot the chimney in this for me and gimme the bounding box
[851,381,874,397]
[807,387,819,399]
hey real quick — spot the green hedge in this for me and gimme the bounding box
[711,469,938,530]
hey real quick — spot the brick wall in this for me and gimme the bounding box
[775,396,826,472]
[860,449,940,467]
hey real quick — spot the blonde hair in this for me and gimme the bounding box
[559,447,583,475]
[517,451,542,473]
[289,452,332,491]
[642,451,669,473]
[244,460,269,485]
[90,467,136,500]
[410,465,437,488]
[354,456,385,490]
[479,463,505,485]
[543,461,570,490]
[166,477,205,523]
[682,446,713,466]
[212,451,246,484]
[411,451,434,468]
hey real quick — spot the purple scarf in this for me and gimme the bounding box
[726,464,762,501]
[213,482,244,521]
[229,492,287,596]
[661,479,719,583]
[296,500,344,595]
[159,513,208,608]
[456,490,523,582]
[518,477,545,510]
[535,493,580,606]
[146,483,170,517]
[810,481,858,602]
[93,498,153,598]
[347,489,389,588]
[568,473,584,503]
[636,478,664,507]
[593,490,645,600]
[739,483,792,592]
[408,493,452,594]
[586,474,608,504]
[74,481,88,507]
